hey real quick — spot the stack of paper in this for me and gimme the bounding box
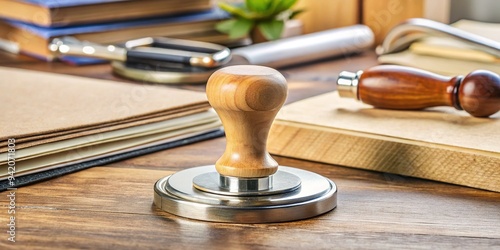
[379,20,500,76]
[0,67,222,188]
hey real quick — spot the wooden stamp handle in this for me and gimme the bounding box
[338,65,500,117]
[206,65,287,178]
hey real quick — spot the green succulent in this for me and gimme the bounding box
[216,0,303,41]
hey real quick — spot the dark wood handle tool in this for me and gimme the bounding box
[337,65,500,117]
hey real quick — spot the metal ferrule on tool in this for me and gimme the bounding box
[337,70,363,99]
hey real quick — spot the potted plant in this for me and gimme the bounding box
[216,0,303,43]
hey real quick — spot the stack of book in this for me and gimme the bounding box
[0,67,223,190]
[0,0,233,61]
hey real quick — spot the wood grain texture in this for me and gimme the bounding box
[1,159,499,249]
[1,51,499,249]
[356,65,500,117]
[358,65,459,109]
[459,70,500,117]
[268,92,500,192]
[206,65,287,177]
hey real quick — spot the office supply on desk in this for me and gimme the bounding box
[0,8,232,61]
[0,37,18,54]
[154,65,337,223]
[378,18,500,75]
[0,129,224,191]
[49,36,232,68]
[337,65,500,117]
[50,25,374,84]
[0,67,223,189]
[0,0,214,27]
[3,39,500,249]
[268,91,500,192]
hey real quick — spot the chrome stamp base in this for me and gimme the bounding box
[153,165,337,223]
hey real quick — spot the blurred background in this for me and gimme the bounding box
[1,0,498,62]
[219,0,499,44]
[450,0,500,23]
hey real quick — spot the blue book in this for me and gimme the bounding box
[0,0,214,27]
[0,8,229,62]
[23,0,124,8]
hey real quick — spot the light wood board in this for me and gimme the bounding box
[295,0,359,34]
[268,91,500,192]
[362,0,424,45]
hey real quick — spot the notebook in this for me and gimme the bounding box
[0,8,230,60]
[378,19,500,76]
[0,0,213,27]
[0,67,223,189]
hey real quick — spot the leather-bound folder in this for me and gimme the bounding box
[268,91,500,192]
[0,67,222,190]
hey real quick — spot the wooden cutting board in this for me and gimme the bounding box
[268,91,500,192]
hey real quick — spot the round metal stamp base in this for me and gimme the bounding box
[112,61,213,84]
[153,165,337,223]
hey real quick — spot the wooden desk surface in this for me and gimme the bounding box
[1,51,499,249]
